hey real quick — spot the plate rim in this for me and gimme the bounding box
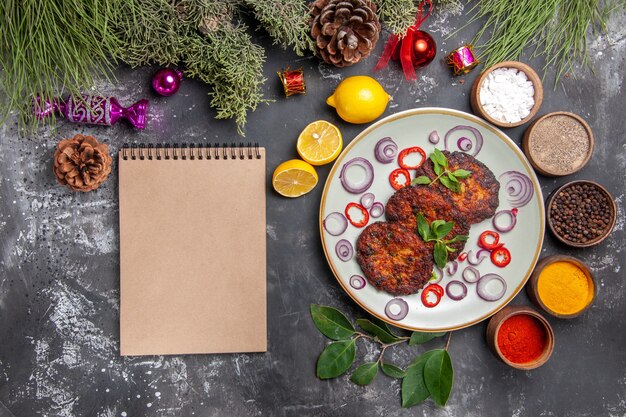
[318,107,545,332]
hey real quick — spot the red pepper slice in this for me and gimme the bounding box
[491,246,511,268]
[458,252,468,262]
[345,202,369,228]
[398,146,427,170]
[478,230,501,250]
[421,284,444,308]
[389,168,411,190]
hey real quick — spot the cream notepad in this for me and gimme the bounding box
[119,144,266,355]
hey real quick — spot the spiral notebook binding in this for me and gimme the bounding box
[121,143,261,160]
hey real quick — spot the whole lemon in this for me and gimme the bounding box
[326,76,391,124]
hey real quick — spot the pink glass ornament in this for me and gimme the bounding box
[34,95,149,129]
[152,68,183,96]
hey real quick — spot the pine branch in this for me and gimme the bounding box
[245,0,315,56]
[377,0,416,35]
[183,0,267,135]
[467,0,617,84]
[113,0,182,67]
[0,0,121,129]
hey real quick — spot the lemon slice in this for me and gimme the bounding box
[296,120,343,166]
[272,159,319,198]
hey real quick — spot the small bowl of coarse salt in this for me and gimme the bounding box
[470,61,543,128]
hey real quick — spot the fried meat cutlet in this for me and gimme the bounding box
[356,222,434,295]
[414,151,499,224]
[385,185,470,260]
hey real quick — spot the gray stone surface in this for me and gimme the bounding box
[0,4,625,417]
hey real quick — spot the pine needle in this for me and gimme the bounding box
[181,0,268,135]
[377,0,416,35]
[0,0,120,130]
[112,0,182,67]
[245,0,314,56]
[466,0,616,85]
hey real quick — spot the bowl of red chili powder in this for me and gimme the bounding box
[486,305,554,370]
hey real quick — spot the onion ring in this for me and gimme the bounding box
[360,192,375,209]
[444,125,484,156]
[499,171,534,207]
[340,157,374,194]
[323,212,348,236]
[374,137,398,164]
[446,281,468,301]
[430,266,444,284]
[492,209,518,232]
[467,249,490,266]
[349,275,366,290]
[476,273,507,301]
[457,137,472,151]
[461,266,481,283]
[369,202,385,218]
[335,239,353,262]
[446,261,458,276]
[429,130,440,144]
[384,298,409,321]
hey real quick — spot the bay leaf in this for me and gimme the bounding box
[357,318,400,344]
[401,354,431,407]
[409,331,447,345]
[310,304,355,340]
[316,339,357,379]
[424,349,454,407]
[381,363,406,379]
[350,362,378,385]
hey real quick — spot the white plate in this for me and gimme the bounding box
[319,108,544,331]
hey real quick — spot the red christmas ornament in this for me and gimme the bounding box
[411,30,436,68]
[374,0,434,81]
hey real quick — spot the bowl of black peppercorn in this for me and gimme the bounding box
[546,180,617,247]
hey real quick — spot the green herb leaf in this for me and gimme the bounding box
[402,350,439,407]
[452,169,472,179]
[424,350,454,407]
[409,331,448,345]
[381,363,406,378]
[433,221,454,240]
[445,235,469,244]
[411,175,431,185]
[350,362,378,385]
[445,245,457,253]
[434,241,448,269]
[432,148,448,167]
[357,319,401,344]
[370,317,398,337]
[433,161,444,176]
[416,214,431,242]
[408,349,440,368]
[316,339,357,379]
[310,305,355,340]
[401,363,429,407]
[439,175,461,193]
[438,175,453,189]
[447,172,460,184]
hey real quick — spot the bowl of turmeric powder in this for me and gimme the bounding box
[527,255,596,319]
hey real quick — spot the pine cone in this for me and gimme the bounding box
[53,134,112,192]
[310,0,381,67]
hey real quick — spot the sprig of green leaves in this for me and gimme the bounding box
[311,305,454,407]
[416,214,469,269]
[411,149,471,193]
